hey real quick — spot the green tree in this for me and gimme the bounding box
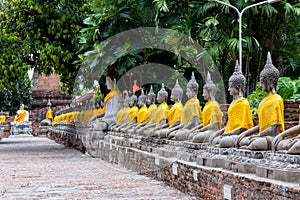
[77,0,299,103]
[0,0,91,96]
[0,74,32,114]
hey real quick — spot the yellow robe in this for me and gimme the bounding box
[258,93,284,133]
[145,104,157,124]
[69,112,75,122]
[46,109,53,121]
[65,112,71,124]
[85,89,120,122]
[103,89,120,110]
[224,97,254,133]
[181,98,201,125]
[116,108,126,123]
[14,110,27,122]
[201,100,223,128]
[128,106,139,123]
[137,106,148,124]
[0,115,6,123]
[154,102,169,126]
[167,102,183,125]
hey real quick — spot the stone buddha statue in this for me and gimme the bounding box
[272,125,300,154]
[10,103,32,135]
[41,99,53,126]
[127,89,148,134]
[109,91,130,132]
[190,72,223,143]
[120,93,139,133]
[168,72,202,141]
[88,76,120,131]
[0,111,8,139]
[272,106,300,154]
[115,97,125,125]
[13,103,29,123]
[142,83,169,137]
[236,52,285,150]
[155,79,183,138]
[210,61,254,147]
[0,112,6,124]
[135,85,158,135]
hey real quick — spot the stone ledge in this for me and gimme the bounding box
[48,126,300,199]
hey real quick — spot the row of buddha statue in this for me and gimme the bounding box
[52,52,300,154]
[108,52,298,154]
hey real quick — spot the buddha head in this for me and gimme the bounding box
[228,60,246,98]
[124,91,130,108]
[47,99,52,110]
[171,79,183,103]
[118,96,125,108]
[129,92,138,107]
[260,52,279,93]
[146,85,156,105]
[19,103,25,111]
[157,83,168,103]
[138,89,147,107]
[105,76,114,90]
[186,72,199,98]
[203,71,216,101]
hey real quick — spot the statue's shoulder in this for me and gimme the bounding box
[236,97,249,105]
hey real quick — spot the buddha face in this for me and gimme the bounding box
[260,77,269,92]
[105,76,114,90]
[138,99,145,107]
[129,98,135,107]
[146,97,151,105]
[157,93,165,103]
[170,90,178,102]
[186,87,194,99]
[228,81,238,97]
[124,100,129,108]
[202,89,210,101]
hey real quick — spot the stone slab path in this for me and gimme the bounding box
[0,136,195,200]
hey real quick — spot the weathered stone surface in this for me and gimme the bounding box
[48,123,300,200]
[0,137,193,199]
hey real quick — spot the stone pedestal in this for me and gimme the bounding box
[10,122,32,135]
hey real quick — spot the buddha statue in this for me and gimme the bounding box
[135,85,157,135]
[109,92,130,132]
[127,89,148,134]
[41,99,53,126]
[210,61,254,147]
[236,52,284,150]
[155,79,183,138]
[142,83,169,137]
[120,93,139,133]
[272,125,300,154]
[168,72,202,141]
[114,97,125,126]
[0,111,8,139]
[10,103,32,135]
[88,76,121,131]
[0,112,6,124]
[12,103,29,123]
[190,72,223,143]
[272,106,300,154]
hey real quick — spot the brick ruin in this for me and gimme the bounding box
[30,72,72,134]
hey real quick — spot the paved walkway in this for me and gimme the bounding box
[0,136,195,200]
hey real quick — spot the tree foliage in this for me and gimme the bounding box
[1,0,299,109]
[78,0,300,103]
[0,0,91,102]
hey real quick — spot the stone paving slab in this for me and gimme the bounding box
[0,136,195,200]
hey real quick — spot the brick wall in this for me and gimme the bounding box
[97,140,299,200]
